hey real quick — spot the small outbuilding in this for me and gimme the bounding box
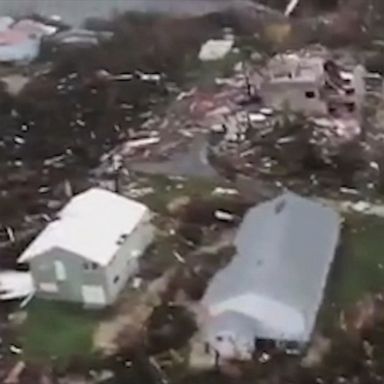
[0,29,40,63]
[201,192,340,360]
[18,188,154,307]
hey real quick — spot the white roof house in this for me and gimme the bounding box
[18,188,148,266]
[201,192,340,358]
[18,188,154,307]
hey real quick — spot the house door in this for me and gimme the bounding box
[81,285,106,306]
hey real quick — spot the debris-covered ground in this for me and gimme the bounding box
[4,1,384,383]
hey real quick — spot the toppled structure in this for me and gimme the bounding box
[259,48,366,120]
[206,46,384,183]
[18,188,154,308]
[0,270,33,300]
[199,192,340,361]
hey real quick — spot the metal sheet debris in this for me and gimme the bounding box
[9,345,22,355]
[124,137,160,151]
[4,361,26,384]
[198,39,234,61]
[214,210,235,222]
[0,271,34,300]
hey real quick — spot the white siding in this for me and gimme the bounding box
[82,285,106,305]
[105,215,154,301]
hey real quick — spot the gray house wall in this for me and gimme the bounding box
[105,212,154,303]
[30,247,107,304]
[261,80,328,115]
[29,212,154,307]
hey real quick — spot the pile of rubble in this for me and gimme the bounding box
[202,45,384,190]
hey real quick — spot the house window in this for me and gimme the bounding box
[305,91,316,99]
[285,341,300,350]
[113,275,120,284]
[90,262,98,270]
[346,102,355,112]
[83,262,98,270]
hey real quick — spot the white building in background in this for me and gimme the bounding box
[201,192,340,360]
[18,188,154,308]
[0,29,41,63]
[0,16,57,63]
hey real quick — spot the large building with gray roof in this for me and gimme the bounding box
[201,192,340,360]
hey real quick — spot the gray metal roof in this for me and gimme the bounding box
[202,192,340,342]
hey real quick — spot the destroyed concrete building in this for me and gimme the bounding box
[200,192,340,360]
[18,188,154,308]
[259,48,367,120]
[206,47,384,175]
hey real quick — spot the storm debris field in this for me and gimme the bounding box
[3,1,384,384]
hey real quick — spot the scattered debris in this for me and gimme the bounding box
[0,74,30,96]
[132,277,143,289]
[285,0,300,17]
[128,187,155,199]
[172,251,186,264]
[6,226,15,243]
[199,38,234,61]
[350,200,371,213]
[7,310,28,326]
[95,370,115,383]
[212,187,239,196]
[12,19,58,37]
[0,271,34,301]
[167,196,191,214]
[4,361,26,384]
[301,334,332,368]
[259,352,271,363]
[49,28,112,46]
[123,137,161,152]
[9,345,22,355]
